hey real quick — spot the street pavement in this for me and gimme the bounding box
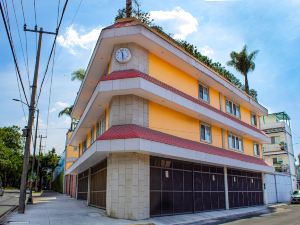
[218,204,300,225]
[4,191,270,225]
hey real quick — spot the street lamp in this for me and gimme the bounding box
[13,98,39,204]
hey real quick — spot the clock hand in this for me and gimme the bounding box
[121,51,124,60]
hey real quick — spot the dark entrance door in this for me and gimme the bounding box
[150,156,226,216]
[90,159,107,209]
[228,169,263,208]
[77,170,88,200]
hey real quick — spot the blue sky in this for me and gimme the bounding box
[0,0,299,160]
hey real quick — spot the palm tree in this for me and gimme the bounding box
[71,69,85,82]
[227,45,258,94]
[58,69,85,117]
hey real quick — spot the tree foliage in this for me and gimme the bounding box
[0,126,23,187]
[58,69,86,117]
[227,45,259,94]
[114,7,258,101]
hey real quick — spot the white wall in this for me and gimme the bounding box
[265,173,292,204]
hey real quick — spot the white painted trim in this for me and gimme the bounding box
[71,24,268,119]
[69,77,270,145]
[65,137,274,175]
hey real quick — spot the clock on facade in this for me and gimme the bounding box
[115,48,131,63]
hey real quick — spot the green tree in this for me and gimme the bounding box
[58,69,85,117]
[227,45,259,94]
[37,148,60,190]
[0,126,23,187]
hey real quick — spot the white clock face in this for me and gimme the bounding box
[115,48,131,63]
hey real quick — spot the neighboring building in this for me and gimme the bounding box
[64,18,272,220]
[64,126,79,198]
[260,112,297,191]
[296,164,300,189]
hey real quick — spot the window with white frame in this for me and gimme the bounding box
[228,133,243,151]
[91,127,94,143]
[97,112,106,137]
[271,136,280,144]
[82,140,87,152]
[200,123,211,143]
[253,143,260,156]
[251,113,257,126]
[225,99,240,118]
[199,83,209,102]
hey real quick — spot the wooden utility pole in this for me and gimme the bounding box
[126,0,132,17]
[27,109,39,204]
[18,26,56,214]
[35,135,47,192]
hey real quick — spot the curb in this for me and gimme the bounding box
[173,207,270,225]
[0,205,18,225]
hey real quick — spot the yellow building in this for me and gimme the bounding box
[64,18,272,220]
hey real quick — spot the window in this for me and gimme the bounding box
[91,128,94,143]
[200,123,211,143]
[199,83,209,102]
[82,140,87,152]
[251,113,257,126]
[271,136,280,144]
[228,133,243,151]
[225,100,240,118]
[97,112,106,137]
[253,143,260,156]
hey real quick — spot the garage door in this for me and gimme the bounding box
[228,169,263,208]
[77,170,88,200]
[150,156,225,216]
[90,159,107,209]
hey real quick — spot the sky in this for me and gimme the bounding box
[0,0,299,161]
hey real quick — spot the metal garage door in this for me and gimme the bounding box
[150,156,225,216]
[90,159,107,209]
[77,170,88,200]
[228,169,263,208]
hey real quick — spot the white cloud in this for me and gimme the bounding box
[200,45,214,57]
[55,101,69,109]
[150,7,198,39]
[57,25,103,54]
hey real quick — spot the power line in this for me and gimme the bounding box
[33,0,37,50]
[11,0,31,90]
[0,1,29,105]
[20,0,31,85]
[45,0,61,151]
[36,0,69,105]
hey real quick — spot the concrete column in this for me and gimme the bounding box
[106,152,150,220]
[262,173,268,205]
[224,167,229,210]
[87,168,91,205]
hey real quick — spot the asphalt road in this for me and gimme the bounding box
[217,204,300,225]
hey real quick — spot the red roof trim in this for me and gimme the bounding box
[100,69,266,136]
[97,124,269,167]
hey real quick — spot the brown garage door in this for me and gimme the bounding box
[228,169,263,208]
[77,170,88,200]
[90,159,107,209]
[150,156,225,216]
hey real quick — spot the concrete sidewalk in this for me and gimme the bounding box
[4,192,269,225]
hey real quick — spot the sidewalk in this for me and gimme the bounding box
[5,192,269,225]
[0,191,19,224]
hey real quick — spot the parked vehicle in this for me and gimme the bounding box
[291,190,300,204]
[0,178,3,196]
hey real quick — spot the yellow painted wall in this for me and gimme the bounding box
[149,101,200,142]
[240,106,251,125]
[211,126,223,148]
[243,137,254,156]
[66,162,73,170]
[209,88,220,110]
[86,132,91,148]
[149,54,199,98]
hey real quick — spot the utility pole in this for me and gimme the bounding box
[35,135,47,192]
[27,109,39,204]
[18,26,56,214]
